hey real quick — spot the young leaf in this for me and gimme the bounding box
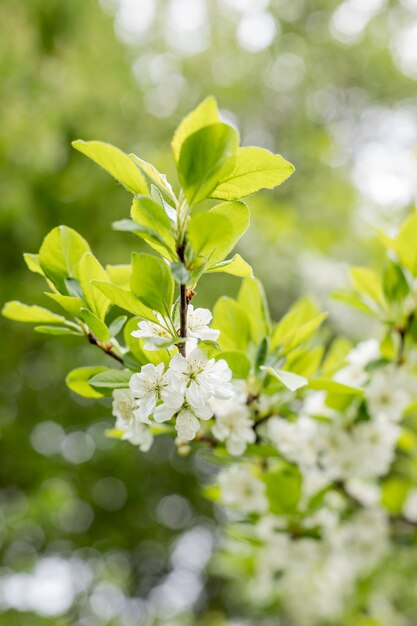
[383,261,409,303]
[218,351,251,378]
[89,369,133,394]
[263,462,302,514]
[72,140,148,195]
[92,280,157,321]
[129,154,176,201]
[261,366,307,391]
[270,298,325,351]
[178,123,238,204]
[212,297,251,352]
[106,264,131,289]
[130,196,176,259]
[34,325,82,336]
[66,366,108,398]
[238,278,271,344]
[130,252,174,317]
[171,96,221,162]
[394,212,417,275]
[211,146,295,201]
[2,301,68,325]
[39,226,91,294]
[108,315,127,337]
[78,252,111,320]
[80,308,110,343]
[45,293,84,318]
[23,253,44,276]
[188,201,250,269]
[207,254,253,278]
[350,266,385,307]
[170,262,191,284]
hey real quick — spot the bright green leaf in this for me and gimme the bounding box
[171,96,221,162]
[129,154,176,201]
[211,146,295,200]
[218,351,251,378]
[72,139,147,195]
[212,296,251,352]
[130,252,174,317]
[2,301,68,325]
[39,226,91,294]
[80,308,110,343]
[207,254,253,278]
[92,280,156,321]
[66,366,108,398]
[238,278,270,344]
[262,366,307,391]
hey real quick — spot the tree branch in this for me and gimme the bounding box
[177,243,188,358]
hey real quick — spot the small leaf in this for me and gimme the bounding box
[106,265,131,288]
[72,139,148,195]
[263,462,302,514]
[350,266,385,307]
[92,280,156,321]
[170,262,191,284]
[108,315,128,337]
[80,308,110,343]
[130,252,174,317]
[178,123,238,204]
[89,369,132,394]
[39,225,91,294]
[308,378,364,395]
[66,366,108,398]
[129,154,176,201]
[23,253,44,275]
[130,196,176,259]
[34,325,82,336]
[79,252,111,320]
[211,146,295,201]
[261,366,307,391]
[2,301,68,325]
[45,293,84,318]
[212,297,251,352]
[238,278,271,344]
[207,254,253,278]
[171,96,221,162]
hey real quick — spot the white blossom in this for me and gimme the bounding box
[365,365,413,421]
[112,389,153,452]
[212,405,256,455]
[218,465,268,514]
[268,415,320,468]
[129,362,181,423]
[167,347,233,408]
[334,338,380,388]
[154,400,213,440]
[187,304,220,342]
[131,314,172,350]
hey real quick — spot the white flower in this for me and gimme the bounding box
[366,365,413,421]
[131,313,173,351]
[187,304,220,342]
[268,415,320,468]
[303,391,334,419]
[402,488,417,522]
[212,404,256,455]
[111,389,153,452]
[345,479,380,507]
[218,465,268,514]
[154,400,213,440]
[129,362,181,423]
[167,347,233,408]
[334,339,380,388]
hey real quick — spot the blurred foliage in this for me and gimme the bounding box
[1,0,417,623]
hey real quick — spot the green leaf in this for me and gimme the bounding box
[2,301,68,325]
[170,262,191,284]
[23,253,44,275]
[45,293,84,318]
[130,252,174,317]
[78,252,111,320]
[238,278,271,344]
[383,261,409,303]
[211,146,295,200]
[130,196,176,259]
[263,462,302,514]
[92,280,156,321]
[212,296,251,352]
[80,308,110,343]
[72,139,147,195]
[321,338,352,375]
[207,254,253,278]
[262,366,307,391]
[394,212,417,275]
[66,366,108,398]
[308,378,364,395]
[39,225,91,294]
[219,351,251,378]
[332,290,376,316]
[286,346,324,378]
[381,477,410,514]
[34,325,82,336]
[89,369,132,395]
[106,264,131,289]
[178,123,238,204]
[271,299,326,351]
[108,315,127,337]
[129,154,176,201]
[350,266,385,306]
[188,201,250,271]
[171,96,221,162]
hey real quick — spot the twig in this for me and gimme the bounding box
[87,332,124,365]
[177,243,188,358]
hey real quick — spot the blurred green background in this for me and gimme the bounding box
[1,0,417,623]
